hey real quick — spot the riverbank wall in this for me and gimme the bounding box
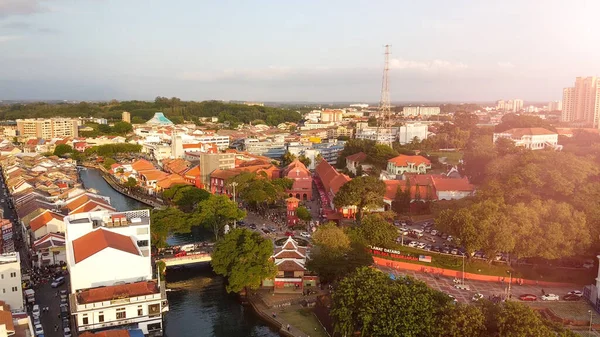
[79,164,164,209]
[247,295,306,337]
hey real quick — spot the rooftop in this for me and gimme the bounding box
[0,252,18,264]
[72,228,140,263]
[77,280,159,304]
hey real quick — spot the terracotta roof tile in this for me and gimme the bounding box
[29,210,64,232]
[276,260,306,272]
[70,200,116,214]
[388,155,431,167]
[72,228,140,263]
[77,281,158,304]
[0,310,14,334]
[131,159,155,172]
[345,152,367,163]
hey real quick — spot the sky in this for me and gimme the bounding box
[0,0,599,102]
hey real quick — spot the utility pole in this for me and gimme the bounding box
[507,271,512,300]
[230,181,238,228]
[376,44,392,147]
[462,253,465,285]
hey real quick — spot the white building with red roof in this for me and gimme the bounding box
[64,209,166,336]
[262,236,318,292]
[386,154,432,176]
[493,127,560,150]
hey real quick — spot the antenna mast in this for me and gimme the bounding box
[377,44,392,147]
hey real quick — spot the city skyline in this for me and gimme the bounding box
[1,0,599,101]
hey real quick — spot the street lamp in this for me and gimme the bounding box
[589,310,593,333]
[229,182,238,229]
[461,253,465,285]
[506,270,512,300]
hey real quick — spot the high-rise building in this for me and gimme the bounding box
[401,106,440,117]
[548,101,562,111]
[16,118,79,138]
[122,111,131,123]
[513,99,524,112]
[561,77,600,127]
[496,100,505,111]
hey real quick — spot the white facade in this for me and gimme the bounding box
[398,123,428,144]
[244,138,285,155]
[0,253,23,312]
[402,106,440,117]
[195,135,229,149]
[492,129,560,150]
[65,210,152,292]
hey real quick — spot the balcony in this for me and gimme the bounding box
[77,313,162,332]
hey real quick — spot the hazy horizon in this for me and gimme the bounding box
[1,0,599,102]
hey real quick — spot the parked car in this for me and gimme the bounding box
[567,290,583,297]
[34,324,44,336]
[447,235,453,242]
[447,294,458,304]
[441,233,448,240]
[471,293,484,302]
[424,236,436,243]
[300,232,311,238]
[563,294,581,301]
[249,224,257,230]
[32,304,40,318]
[51,276,65,288]
[430,229,438,236]
[450,248,458,255]
[417,242,426,249]
[408,241,418,248]
[442,247,450,254]
[519,294,538,301]
[33,317,41,325]
[541,294,560,301]
[432,246,441,252]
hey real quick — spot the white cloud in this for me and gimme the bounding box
[389,58,468,71]
[0,0,48,18]
[0,35,21,43]
[497,61,515,68]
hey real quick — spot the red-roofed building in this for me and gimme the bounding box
[262,236,318,292]
[314,159,354,220]
[32,232,66,267]
[386,155,431,175]
[281,159,312,201]
[28,209,65,239]
[72,228,140,263]
[210,164,279,195]
[345,151,368,175]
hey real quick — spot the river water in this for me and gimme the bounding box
[79,168,279,337]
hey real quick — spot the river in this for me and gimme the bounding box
[79,168,279,337]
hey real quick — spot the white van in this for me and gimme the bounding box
[32,304,40,318]
[411,229,424,238]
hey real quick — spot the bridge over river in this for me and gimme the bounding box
[157,242,213,267]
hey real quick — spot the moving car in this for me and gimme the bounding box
[300,232,311,238]
[51,276,65,288]
[64,327,72,337]
[541,294,560,301]
[471,293,484,302]
[447,294,458,304]
[519,294,537,301]
[567,290,583,297]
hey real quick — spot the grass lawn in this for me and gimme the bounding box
[527,302,598,321]
[382,243,595,285]
[428,151,464,165]
[279,308,329,337]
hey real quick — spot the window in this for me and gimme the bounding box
[98,312,104,323]
[10,272,16,278]
[147,322,162,332]
[136,227,149,235]
[116,308,126,319]
[0,274,3,279]
[82,315,89,325]
[137,305,143,316]
[148,304,160,317]
[11,287,17,292]
[137,240,149,247]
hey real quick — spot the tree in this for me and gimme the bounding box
[195,195,246,240]
[296,206,312,223]
[102,157,116,170]
[331,267,440,337]
[354,213,397,247]
[53,144,73,157]
[453,111,479,131]
[124,177,137,188]
[112,121,133,135]
[495,302,553,337]
[391,180,411,214]
[333,176,386,221]
[211,228,277,293]
[150,207,190,248]
[164,185,211,213]
[281,151,296,167]
[438,303,487,337]
[298,154,311,168]
[368,116,378,126]
[312,223,350,250]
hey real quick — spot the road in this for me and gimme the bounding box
[34,281,71,337]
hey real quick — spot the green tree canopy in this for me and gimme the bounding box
[53,144,73,157]
[194,194,246,240]
[150,207,190,248]
[353,213,397,247]
[163,185,211,212]
[296,206,312,223]
[333,176,386,221]
[211,228,277,293]
[312,223,350,250]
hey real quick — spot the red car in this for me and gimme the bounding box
[285,231,294,237]
[519,294,537,301]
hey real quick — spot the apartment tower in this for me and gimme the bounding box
[561,77,600,127]
[16,118,79,138]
